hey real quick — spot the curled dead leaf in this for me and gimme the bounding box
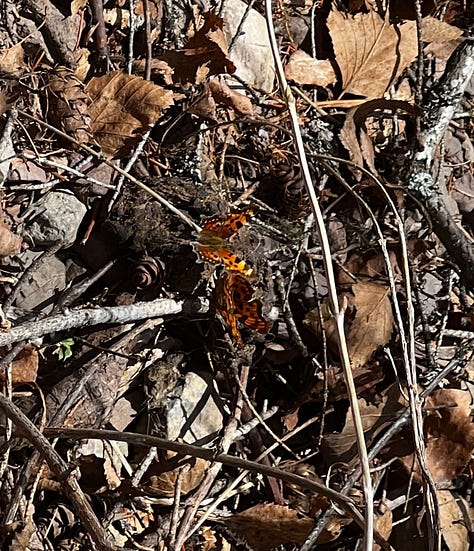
[160,11,235,85]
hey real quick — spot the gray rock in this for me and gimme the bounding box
[12,250,66,313]
[221,0,275,93]
[23,191,87,247]
[166,372,223,444]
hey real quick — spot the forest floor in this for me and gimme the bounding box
[0,0,473,550]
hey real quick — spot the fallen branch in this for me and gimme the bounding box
[408,40,474,289]
[42,426,393,551]
[0,298,208,346]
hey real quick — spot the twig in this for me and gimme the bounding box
[21,0,80,67]
[408,40,474,289]
[0,297,208,347]
[275,269,308,357]
[0,393,114,550]
[263,2,374,549]
[42,426,393,549]
[90,0,108,62]
[143,0,152,81]
[54,259,117,312]
[228,0,257,52]
[107,129,152,213]
[20,153,116,191]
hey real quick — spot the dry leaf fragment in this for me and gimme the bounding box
[348,281,393,367]
[0,222,22,257]
[285,50,336,87]
[438,490,469,551]
[85,71,174,158]
[0,344,39,385]
[421,16,463,43]
[328,8,417,98]
[424,389,474,483]
[208,77,254,116]
[160,11,235,85]
[223,504,341,550]
[0,43,26,76]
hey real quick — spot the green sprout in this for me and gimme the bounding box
[52,338,75,361]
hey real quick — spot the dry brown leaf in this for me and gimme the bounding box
[374,509,393,550]
[284,50,336,87]
[160,12,235,85]
[223,504,340,550]
[348,281,393,367]
[340,99,419,178]
[208,77,253,115]
[323,385,406,464]
[85,71,174,158]
[328,8,417,97]
[424,389,474,483]
[438,490,469,551]
[398,389,474,484]
[0,43,26,76]
[0,222,22,257]
[0,344,39,385]
[145,453,209,497]
[133,59,175,86]
[422,16,463,43]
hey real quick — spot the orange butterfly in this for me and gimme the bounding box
[214,271,271,347]
[195,208,255,277]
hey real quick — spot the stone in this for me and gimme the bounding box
[23,191,87,247]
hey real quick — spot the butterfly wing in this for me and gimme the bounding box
[200,208,255,240]
[196,244,254,277]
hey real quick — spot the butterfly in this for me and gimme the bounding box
[213,271,271,347]
[195,208,255,278]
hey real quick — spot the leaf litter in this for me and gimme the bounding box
[0,0,473,550]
